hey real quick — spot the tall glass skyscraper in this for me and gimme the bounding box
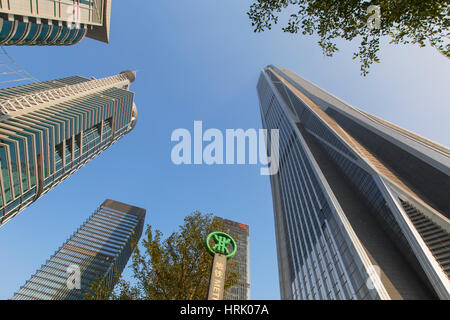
[0,70,138,227]
[215,217,250,300]
[257,65,449,300]
[11,199,146,300]
[0,0,111,45]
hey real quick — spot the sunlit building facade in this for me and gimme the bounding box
[11,199,146,300]
[0,70,138,227]
[0,0,111,45]
[215,216,250,300]
[257,65,450,300]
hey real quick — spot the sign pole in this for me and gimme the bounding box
[207,253,227,300]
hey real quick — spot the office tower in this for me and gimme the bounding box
[215,216,250,300]
[11,199,146,300]
[257,65,450,300]
[0,70,138,227]
[0,0,111,45]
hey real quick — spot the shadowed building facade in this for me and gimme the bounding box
[257,65,449,300]
[11,199,146,300]
[0,0,111,45]
[0,70,138,227]
[215,217,250,300]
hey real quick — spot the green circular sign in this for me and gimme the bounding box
[206,231,237,259]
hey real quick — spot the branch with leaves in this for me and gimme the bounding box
[247,0,450,75]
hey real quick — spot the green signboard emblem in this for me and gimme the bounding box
[206,231,237,259]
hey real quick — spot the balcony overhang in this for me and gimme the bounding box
[86,0,111,43]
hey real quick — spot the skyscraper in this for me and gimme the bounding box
[0,0,111,45]
[0,70,138,227]
[215,216,250,300]
[11,199,146,300]
[257,65,450,300]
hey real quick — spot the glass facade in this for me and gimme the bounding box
[258,72,376,299]
[0,19,87,46]
[215,217,250,300]
[0,0,109,45]
[0,72,138,227]
[257,65,450,299]
[325,108,450,218]
[11,199,146,300]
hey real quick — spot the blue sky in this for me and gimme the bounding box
[0,1,449,300]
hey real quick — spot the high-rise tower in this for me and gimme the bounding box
[257,65,449,300]
[215,217,250,300]
[0,0,111,45]
[0,70,138,227]
[11,199,146,300]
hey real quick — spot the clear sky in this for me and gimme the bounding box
[0,1,449,300]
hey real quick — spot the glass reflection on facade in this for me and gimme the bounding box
[11,199,146,300]
[257,65,449,300]
[0,71,138,227]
